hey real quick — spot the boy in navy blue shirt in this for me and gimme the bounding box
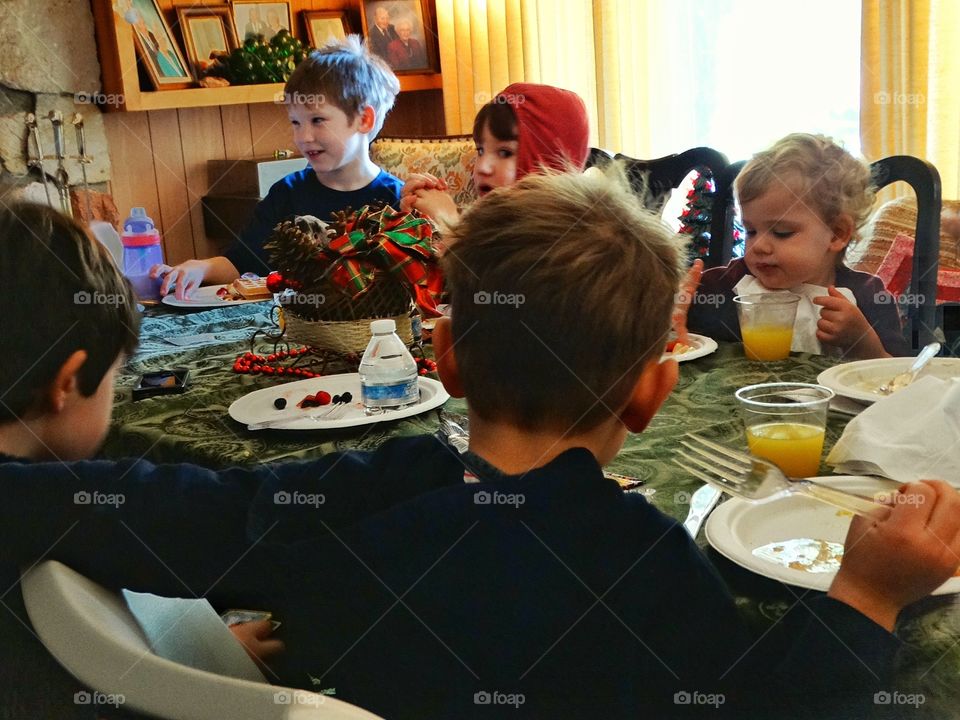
[152,36,404,299]
[3,174,960,719]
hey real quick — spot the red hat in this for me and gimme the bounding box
[494,83,590,179]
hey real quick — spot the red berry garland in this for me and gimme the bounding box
[232,348,321,378]
[416,357,437,376]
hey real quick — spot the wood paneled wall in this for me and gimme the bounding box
[102,0,444,264]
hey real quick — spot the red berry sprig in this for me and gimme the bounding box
[233,348,320,378]
[416,357,437,376]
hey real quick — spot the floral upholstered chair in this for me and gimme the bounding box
[370,135,477,208]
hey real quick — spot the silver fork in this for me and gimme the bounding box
[675,434,886,517]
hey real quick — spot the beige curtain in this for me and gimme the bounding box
[435,0,711,159]
[861,0,960,198]
[435,0,599,145]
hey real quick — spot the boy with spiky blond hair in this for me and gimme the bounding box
[153,36,403,299]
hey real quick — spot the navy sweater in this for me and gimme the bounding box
[0,438,900,719]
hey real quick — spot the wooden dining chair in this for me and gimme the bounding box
[869,155,942,350]
[614,147,732,267]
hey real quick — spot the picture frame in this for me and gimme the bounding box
[175,5,238,76]
[232,1,293,43]
[360,0,437,74]
[303,10,350,49]
[128,0,193,88]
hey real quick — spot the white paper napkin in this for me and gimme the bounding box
[122,590,266,682]
[826,376,960,484]
[734,276,855,355]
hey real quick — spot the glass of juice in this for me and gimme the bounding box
[735,382,835,478]
[733,293,801,360]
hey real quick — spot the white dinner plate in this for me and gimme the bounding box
[705,476,960,595]
[663,333,718,363]
[161,285,273,308]
[228,373,449,430]
[817,357,960,404]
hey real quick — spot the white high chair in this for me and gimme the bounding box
[21,561,383,720]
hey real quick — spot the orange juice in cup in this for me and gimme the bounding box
[745,422,826,477]
[734,294,801,361]
[735,383,834,477]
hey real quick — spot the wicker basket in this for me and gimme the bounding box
[282,309,414,354]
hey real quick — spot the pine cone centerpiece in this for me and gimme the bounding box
[264,205,443,324]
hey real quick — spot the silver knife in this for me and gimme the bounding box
[682,483,723,537]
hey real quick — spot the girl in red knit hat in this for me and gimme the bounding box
[400,83,590,225]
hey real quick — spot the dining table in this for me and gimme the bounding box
[103,300,960,717]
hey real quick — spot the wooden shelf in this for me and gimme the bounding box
[91,1,443,112]
[107,74,441,112]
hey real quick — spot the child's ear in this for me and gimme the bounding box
[829,213,855,251]
[47,350,88,413]
[431,317,465,398]
[357,105,377,134]
[619,356,678,433]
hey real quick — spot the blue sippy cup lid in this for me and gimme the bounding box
[124,207,156,234]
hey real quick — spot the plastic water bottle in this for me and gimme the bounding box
[359,319,419,412]
[121,207,164,301]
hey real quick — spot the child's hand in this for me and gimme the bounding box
[228,619,285,668]
[671,259,703,345]
[400,173,447,213]
[829,480,960,630]
[402,188,459,226]
[151,260,209,300]
[813,286,889,358]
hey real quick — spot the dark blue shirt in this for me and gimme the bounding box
[224,168,404,275]
[0,438,900,719]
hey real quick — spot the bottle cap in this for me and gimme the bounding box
[123,207,156,235]
[370,319,396,334]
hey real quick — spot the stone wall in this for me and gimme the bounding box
[0,0,112,213]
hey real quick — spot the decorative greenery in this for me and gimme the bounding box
[205,30,309,85]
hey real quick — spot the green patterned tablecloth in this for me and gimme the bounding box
[103,303,960,716]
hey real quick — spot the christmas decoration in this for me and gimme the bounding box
[265,204,443,333]
[678,171,715,264]
[203,30,309,86]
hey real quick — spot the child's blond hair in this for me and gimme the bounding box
[442,167,684,433]
[284,35,400,136]
[736,133,876,243]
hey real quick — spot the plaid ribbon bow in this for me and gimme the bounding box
[323,205,444,317]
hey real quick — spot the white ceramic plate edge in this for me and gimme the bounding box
[228,374,449,430]
[817,358,960,405]
[663,333,719,363]
[161,285,273,308]
[705,476,960,595]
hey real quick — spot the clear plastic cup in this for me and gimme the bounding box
[735,382,835,477]
[734,293,801,361]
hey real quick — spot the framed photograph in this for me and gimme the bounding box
[175,6,238,76]
[232,1,293,43]
[303,10,350,48]
[128,0,193,88]
[360,0,437,74]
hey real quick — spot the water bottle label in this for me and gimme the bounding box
[361,380,419,402]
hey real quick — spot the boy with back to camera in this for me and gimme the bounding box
[152,36,403,299]
[0,174,958,718]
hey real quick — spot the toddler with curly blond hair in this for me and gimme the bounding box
[687,133,908,358]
